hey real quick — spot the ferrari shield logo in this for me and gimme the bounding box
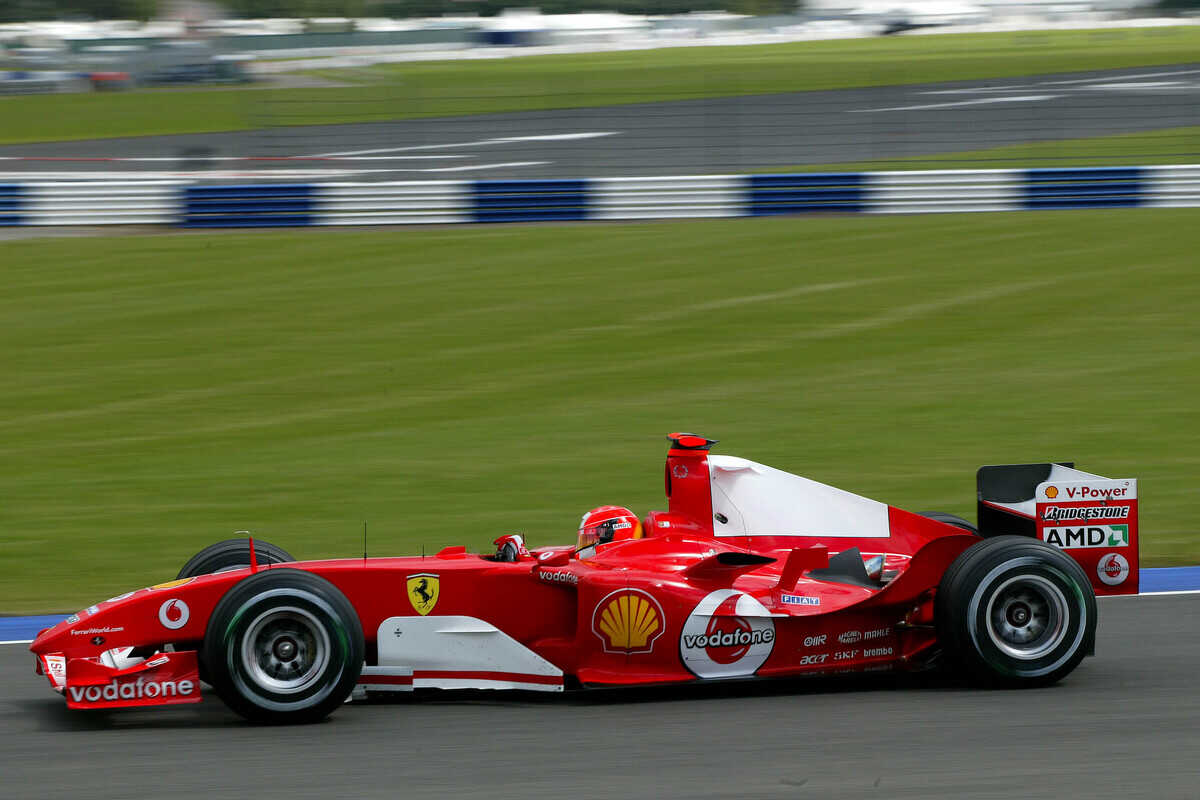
[406,574,440,616]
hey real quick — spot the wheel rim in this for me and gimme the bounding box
[240,606,331,694]
[984,574,1069,660]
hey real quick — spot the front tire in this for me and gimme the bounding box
[936,536,1095,687]
[202,570,364,724]
[177,538,295,579]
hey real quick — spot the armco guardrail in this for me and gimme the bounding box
[4,166,1200,227]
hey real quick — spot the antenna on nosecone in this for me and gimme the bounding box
[363,522,367,565]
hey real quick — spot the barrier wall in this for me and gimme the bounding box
[4,166,1200,227]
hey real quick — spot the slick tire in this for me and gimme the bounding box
[918,511,978,535]
[936,535,1095,687]
[202,570,364,724]
[177,538,295,579]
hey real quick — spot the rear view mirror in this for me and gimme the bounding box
[535,550,571,568]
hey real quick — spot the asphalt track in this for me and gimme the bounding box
[1,593,1196,800]
[1,65,1198,181]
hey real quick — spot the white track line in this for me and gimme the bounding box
[309,131,618,158]
[1035,67,1200,86]
[0,156,464,163]
[849,94,1060,113]
[0,162,551,180]
[1082,81,1199,91]
[920,68,1200,96]
[413,160,550,172]
[1105,589,1200,598]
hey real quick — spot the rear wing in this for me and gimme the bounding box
[977,463,1139,595]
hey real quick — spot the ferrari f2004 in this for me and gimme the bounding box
[31,434,1138,723]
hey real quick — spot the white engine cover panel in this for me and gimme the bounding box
[709,455,890,538]
[376,616,563,692]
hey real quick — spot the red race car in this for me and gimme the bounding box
[30,433,1139,724]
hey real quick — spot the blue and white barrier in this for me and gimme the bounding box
[2,181,181,226]
[3,165,1200,227]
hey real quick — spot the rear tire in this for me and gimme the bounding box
[202,570,363,724]
[918,511,978,534]
[936,536,1095,687]
[177,538,295,579]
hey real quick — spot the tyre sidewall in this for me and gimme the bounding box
[205,572,362,722]
[964,555,1090,680]
[939,536,1096,686]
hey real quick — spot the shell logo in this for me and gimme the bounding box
[1045,485,1059,499]
[592,589,664,654]
[150,578,195,591]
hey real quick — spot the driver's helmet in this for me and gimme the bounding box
[576,505,642,552]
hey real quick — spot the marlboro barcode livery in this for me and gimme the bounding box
[31,434,1134,724]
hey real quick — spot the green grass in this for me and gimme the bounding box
[772,125,1200,172]
[2,211,1199,613]
[1,25,1198,144]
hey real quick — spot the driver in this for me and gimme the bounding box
[576,505,643,557]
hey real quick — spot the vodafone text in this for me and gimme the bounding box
[67,677,196,704]
[682,629,775,650]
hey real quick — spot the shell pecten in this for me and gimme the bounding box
[594,590,663,653]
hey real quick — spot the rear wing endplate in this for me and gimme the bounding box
[977,463,1138,595]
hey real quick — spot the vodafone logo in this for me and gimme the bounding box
[1097,553,1130,586]
[67,677,196,704]
[158,598,190,630]
[680,589,775,679]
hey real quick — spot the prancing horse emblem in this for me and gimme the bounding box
[406,573,440,616]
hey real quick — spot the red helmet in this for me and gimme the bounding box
[576,506,643,552]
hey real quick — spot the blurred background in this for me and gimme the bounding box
[2,0,1198,613]
[2,0,1199,178]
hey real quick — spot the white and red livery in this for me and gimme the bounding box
[31,433,1136,723]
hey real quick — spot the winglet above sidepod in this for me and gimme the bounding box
[683,551,775,581]
[775,546,829,591]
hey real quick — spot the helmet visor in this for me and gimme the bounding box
[576,518,634,551]
[576,525,600,552]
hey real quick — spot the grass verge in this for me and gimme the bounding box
[2,210,1198,612]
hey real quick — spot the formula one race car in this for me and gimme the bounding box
[30,434,1139,724]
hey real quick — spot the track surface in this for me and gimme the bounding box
[1,65,1197,180]
[1,594,1196,799]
